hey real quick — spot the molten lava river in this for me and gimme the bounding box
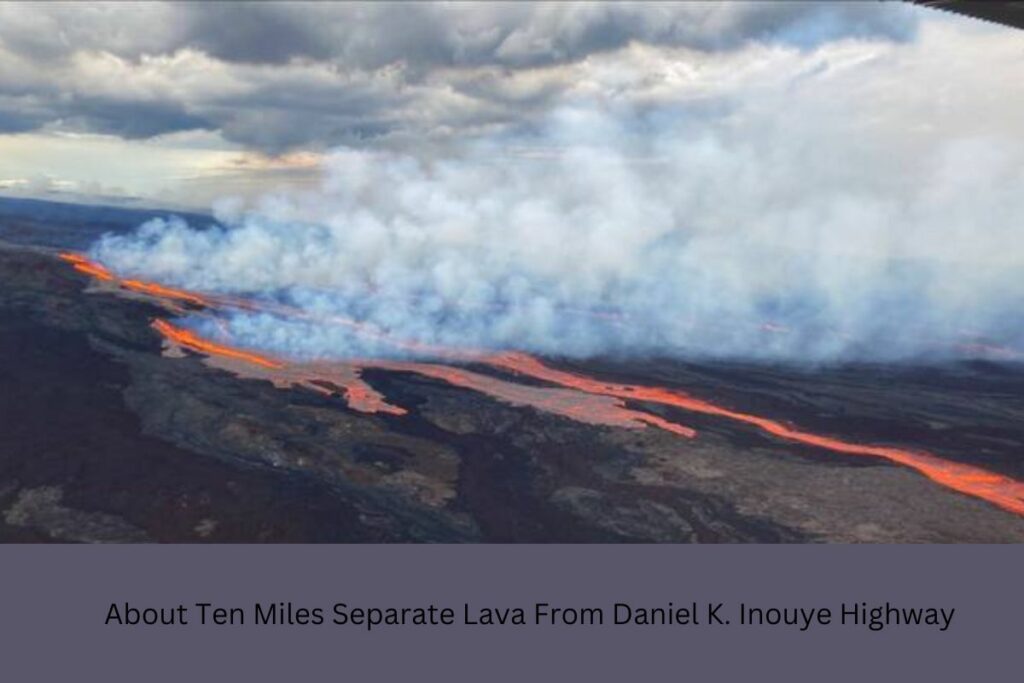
[59,252,1024,517]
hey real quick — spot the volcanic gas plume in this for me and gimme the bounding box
[87,108,1024,366]
[59,252,1024,517]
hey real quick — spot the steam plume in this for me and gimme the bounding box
[90,31,1024,364]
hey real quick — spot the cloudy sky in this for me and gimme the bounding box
[0,1,1019,209]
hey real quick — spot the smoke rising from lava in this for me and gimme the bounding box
[89,31,1024,364]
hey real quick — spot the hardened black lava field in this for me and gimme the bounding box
[1,200,1022,542]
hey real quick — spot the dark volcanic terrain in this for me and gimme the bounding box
[1,201,1023,542]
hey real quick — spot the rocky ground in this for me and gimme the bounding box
[1,236,1023,542]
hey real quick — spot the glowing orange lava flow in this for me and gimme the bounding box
[485,352,1024,516]
[152,319,283,369]
[60,252,211,307]
[61,251,1024,516]
[121,279,210,307]
[149,319,694,434]
[369,360,697,437]
[59,252,477,357]
[59,252,115,281]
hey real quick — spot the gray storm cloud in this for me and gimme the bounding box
[0,2,920,151]
[90,92,1024,363]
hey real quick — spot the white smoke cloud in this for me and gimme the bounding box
[90,20,1024,363]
